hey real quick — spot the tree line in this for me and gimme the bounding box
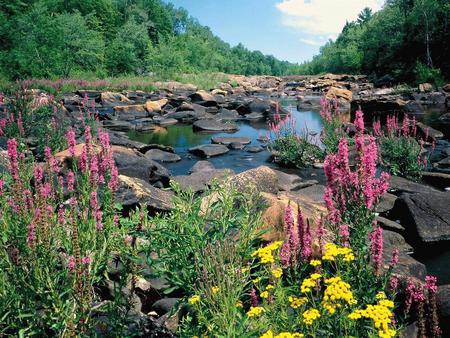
[0,0,299,79]
[297,0,450,84]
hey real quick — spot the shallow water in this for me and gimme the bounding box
[128,102,324,176]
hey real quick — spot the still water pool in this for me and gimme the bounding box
[128,103,323,176]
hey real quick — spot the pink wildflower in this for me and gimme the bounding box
[369,225,383,274]
[67,256,76,273]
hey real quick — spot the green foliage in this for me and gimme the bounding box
[298,0,450,83]
[0,0,300,79]
[414,61,445,86]
[148,182,264,295]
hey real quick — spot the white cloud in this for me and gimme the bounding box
[276,0,383,38]
[299,38,323,46]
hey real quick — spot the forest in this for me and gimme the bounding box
[0,0,300,80]
[297,0,450,84]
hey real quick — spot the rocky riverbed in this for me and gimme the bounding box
[2,73,450,335]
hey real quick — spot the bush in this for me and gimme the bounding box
[414,61,445,87]
[269,111,323,168]
[373,115,428,181]
[320,96,351,154]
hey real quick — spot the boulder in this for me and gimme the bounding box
[274,170,303,191]
[419,83,433,93]
[145,98,168,113]
[376,216,405,233]
[112,146,170,186]
[113,104,148,121]
[437,285,450,318]
[248,99,271,114]
[215,108,240,121]
[164,110,209,122]
[326,86,352,102]
[171,169,233,193]
[152,298,180,316]
[292,185,326,204]
[116,175,173,212]
[154,117,178,127]
[443,84,450,93]
[102,120,133,131]
[389,175,439,195]
[211,136,251,145]
[416,122,444,141]
[101,92,132,106]
[226,166,278,194]
[211,89,227,96]
[55,143,100,164]
[192,119,239,132]
[383,230,413,254]
[396,191,450,244]
[144,149,181,163]
[376,193,398,215]
[189,91,217,106]
[189,161,215,174]
[228,142,245,150]
[421,172,450,190]
[188,144,229,158]
[245,112,264,120]
[246,145,264,153]
[107,131,151,153]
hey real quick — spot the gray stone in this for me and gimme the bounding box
[189,144,229,158]
[376,193,398,214]
[416,122,444,141]
[152,298,180,315]
[421,171,450,189]
[155,117,178,127]
[227,166,279,194]
[215,108,240,121]
[397,191,450,244]
[102,120,133,131]
[172,169,233,193]
[246,145,264,153]
[211,136,251,145]
[437,285,450,318]
[389,175,439,195]
[189,160,215,173]
[376,216,405,233]
[116,175,173,212]
[245,112,264,120]
[145,149,181,163]
[293,184,326,204]
[193,119,239,132]
[274,170,303,191]
[228,142,245,150]
[383,230,413,254]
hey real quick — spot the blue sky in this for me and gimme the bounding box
[165,0,383,64]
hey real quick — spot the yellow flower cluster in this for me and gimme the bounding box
[251,241,283,264]
[302,308,321,325]
[271,268,283,279]
[260,330,304,338]
[288,296,307,309]
[247,306,265,318]
[266,285,274,290]
[322,276,356,314]
[211,286,220,294]
[348,298,396,338]
[235,300,243,308]
[260,291,269,299]
[310,259,321,267]
[300,273,321,293]
[322,243,355,262]
[188,295,200,305]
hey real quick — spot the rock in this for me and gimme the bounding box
[389,176,439,195]
[376,193,398,215]
[164,110,208,122]
[154,81,197,92]
[188,144,229,158]
[102,120,133,131]
[443,84,450,93]
[257,135,270,142]
[416,122,444,141]
[189,161,215,174]
[326,86,352,101]
[391,252,427,281]
[107,131,151,153]
[152,298,180,316]
[248,99,271,114]
[227,166,279,194]
[246,145,264,153]
[112,146,170,186]
[437,157,450,169]
[274,170,303,191]
[175,102,195,111]
[172,169,233,193]
[350,95,407,123]
[211,89,227,96]
[245,112,264,120]
[154,117,178,127]
[189,90,217,106]
[293,185,326,204]
[228,142,245,150]
[54,143,99,164]
[419,83,433,93]
[376,216,405,233]
[144,149,181,163]
[145,98,168,113]
[421,172,450,190]
[383,230,413,254]
[437,285,450,317]
[101,92,132,106]
[113,104,148,121]
[397,191,450,244]
[313,163,325,169]
[192,119,239,132]
[116,175,173,212]
[215,108,240,121]
[211,136,251,145]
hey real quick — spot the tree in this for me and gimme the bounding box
[357,7,373,25]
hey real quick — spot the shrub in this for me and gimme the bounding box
[373,114,428,181]
[269,110,323,168]
[414,61,445,87]
[320,96,350,154]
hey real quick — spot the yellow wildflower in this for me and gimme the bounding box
[260,330,274,338]
[247,306,265,318]
[212,286,220,294]
[300,277,316,293]
[302,308,320,325]
[288,296,307,309]
[188,295,200,305]
[251,242,283,264]
[260,291,269,299]
[376,291,387,300]
[253,277,262,284]
[236,300,243,308]
[310,273,322,280]
[310,259,321,267]
[322,276,355,314]
[266,284,275,290]
[271,268,283,279]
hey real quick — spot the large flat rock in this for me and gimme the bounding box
[188,144,229,158]
[144,149,181,163]
[211,136,251,145]
[193,119,239,132]
[172,169,233,193]
[397,191,450,244]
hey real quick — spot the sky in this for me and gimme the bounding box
[165,0,384,64]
